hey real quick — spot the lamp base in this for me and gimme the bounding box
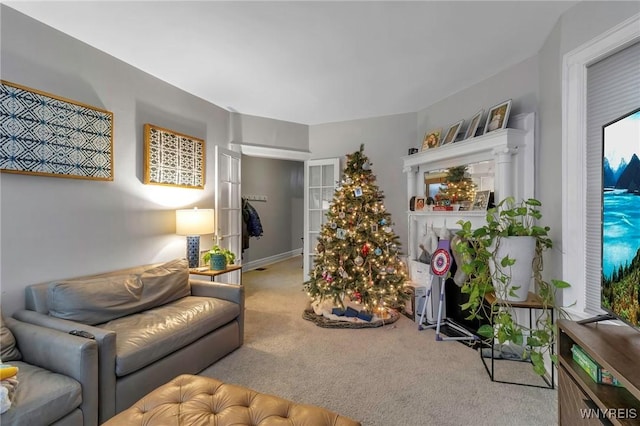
[186,235,200,268]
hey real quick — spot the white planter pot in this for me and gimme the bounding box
[489,236,535,302]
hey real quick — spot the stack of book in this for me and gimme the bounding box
[571,344,624,387]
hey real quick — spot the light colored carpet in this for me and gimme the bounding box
[201,256,556,426]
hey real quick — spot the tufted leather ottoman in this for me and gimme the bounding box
[103,374,361,426]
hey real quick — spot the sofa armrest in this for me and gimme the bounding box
[13,310,117,423]
[191,280,245,344]
[191,280,244,304]
[6,317,98,426]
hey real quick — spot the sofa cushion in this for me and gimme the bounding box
[100,296,240,377]
[1,361,81,426]
[0,314,21,361]
[47,259,191,325]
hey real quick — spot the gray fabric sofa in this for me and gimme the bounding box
[14,258,244,424]
[1,315,98,426]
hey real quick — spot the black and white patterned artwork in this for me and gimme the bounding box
[0,81,113,180]
[144,124,204,189]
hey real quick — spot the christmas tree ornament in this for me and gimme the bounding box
[374,247,383,256]
[316,242,325,253]
[345,177,353,184]
[354,256,364,266]
[336,228,346,239]
[379,218,387,225]
[383,226,392,233]
[361,244,370,256]
[362,162,371,170]
[386,266,396,274]
[338,211,346,219]
[391,243,398,252]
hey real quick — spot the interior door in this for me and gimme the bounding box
[215,145,242,284]
[303,158,340,280]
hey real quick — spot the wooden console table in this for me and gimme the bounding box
[189,264,243,282]
[558,319,640,425]
[481,291,554,389]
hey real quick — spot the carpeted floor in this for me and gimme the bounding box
[201,256,557,426]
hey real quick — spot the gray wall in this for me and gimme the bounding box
[0,7,226,316]
[416,54,540,146]
[309,112,417,249]
[231,112,309,151]
[241,155,304,264]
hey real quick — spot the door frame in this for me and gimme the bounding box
[230,143,312,271]
[303,157,340,280]
[214,145,242,284]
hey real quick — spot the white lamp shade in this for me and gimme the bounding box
[175,208,215,236]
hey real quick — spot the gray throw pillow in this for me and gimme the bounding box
[47,258,190,325]
[48,273,144,325]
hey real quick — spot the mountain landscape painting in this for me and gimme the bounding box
[601,108,640,327]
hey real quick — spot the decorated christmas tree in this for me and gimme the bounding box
[303,144,407,318]
[436,165,476,205]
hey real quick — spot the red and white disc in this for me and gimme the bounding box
[431,248,451,276]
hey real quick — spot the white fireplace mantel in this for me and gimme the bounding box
[401,112,535,261]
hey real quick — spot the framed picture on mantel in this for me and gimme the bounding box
[465,109,484,139]
[421,128,442,151]
[484,99,512,134]
[472,190,491,211]
[442,120,464,145]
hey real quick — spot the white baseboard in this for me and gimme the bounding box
[242,249,302,271]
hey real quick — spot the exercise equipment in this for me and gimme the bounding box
[418,239,479,342]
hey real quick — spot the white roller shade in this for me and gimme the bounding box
[585,41,640,313]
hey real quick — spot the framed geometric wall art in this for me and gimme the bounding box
[0,80,114,180]
[143,123,205,189]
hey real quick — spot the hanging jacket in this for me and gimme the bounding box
[242,199,264,238]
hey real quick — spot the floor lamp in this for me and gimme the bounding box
[176,208,215,268]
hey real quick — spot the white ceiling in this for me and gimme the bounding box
[5,1,578,125]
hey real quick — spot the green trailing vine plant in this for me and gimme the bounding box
[455,197,571,376]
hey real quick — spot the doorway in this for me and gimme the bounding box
[241,154,304,270]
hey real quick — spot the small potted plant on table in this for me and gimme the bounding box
[202,246,236,271]
[455,196,570,376]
